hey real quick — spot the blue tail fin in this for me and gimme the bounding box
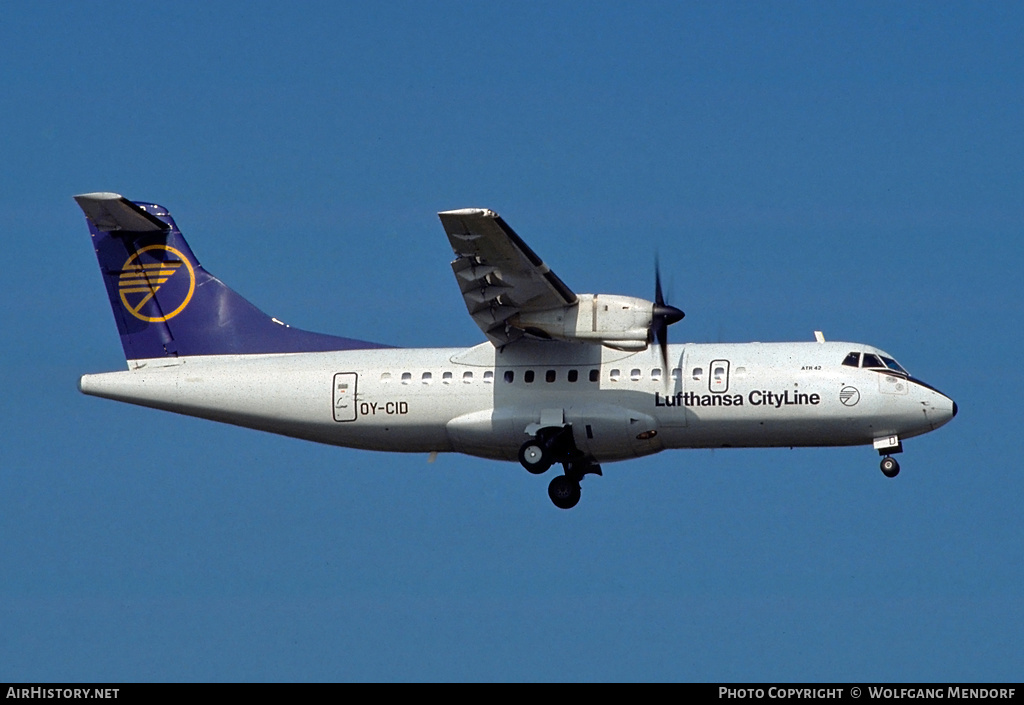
[75,193,389,362]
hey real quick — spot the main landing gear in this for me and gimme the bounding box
[518,427,601,510]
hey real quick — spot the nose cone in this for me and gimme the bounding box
[929,389,958,430]
[907,376,957,433]
[940,390,957,422]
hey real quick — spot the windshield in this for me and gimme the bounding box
[841,350,909,375]
[880,356,908,375]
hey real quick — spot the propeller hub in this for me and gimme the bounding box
[654,304,684,326]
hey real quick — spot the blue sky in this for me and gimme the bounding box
[2,1,1021,682]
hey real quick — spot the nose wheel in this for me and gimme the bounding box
[880,456,900,478]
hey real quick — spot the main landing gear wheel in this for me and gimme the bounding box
[880,456,900,478]
[548,475,582,510]
[518,440,552,474]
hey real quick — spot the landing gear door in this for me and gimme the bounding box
[333,372,358,422]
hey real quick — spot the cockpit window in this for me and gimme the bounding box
[861,353,884,369]
[881,356,908,375]
[843,351,909,375]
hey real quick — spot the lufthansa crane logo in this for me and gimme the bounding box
[118,244,196,322]
[839,386,860,406]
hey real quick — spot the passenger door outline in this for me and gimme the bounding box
[333,372,358,422]
[709,359,730,393]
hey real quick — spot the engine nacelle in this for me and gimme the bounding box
[510,294,654,350]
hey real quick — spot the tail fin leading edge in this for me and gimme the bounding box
[75,192,389,363]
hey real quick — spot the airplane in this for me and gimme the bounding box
[74,192,957,509]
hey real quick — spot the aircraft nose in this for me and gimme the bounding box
[909,377,957,430]
[934,391,958,428]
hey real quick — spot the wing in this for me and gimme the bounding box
[439,208,577,346]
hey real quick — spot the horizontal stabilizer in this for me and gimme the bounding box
[74,192,169,232]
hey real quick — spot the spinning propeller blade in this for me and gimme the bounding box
[651,260,684,372]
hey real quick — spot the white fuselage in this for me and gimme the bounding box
[79,340,956,465]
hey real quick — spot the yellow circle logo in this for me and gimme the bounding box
[118,244,196,322]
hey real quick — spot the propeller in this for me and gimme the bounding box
[652,260,684,372]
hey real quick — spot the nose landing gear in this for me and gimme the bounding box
[880,456,900,478]
[875,436,903,479]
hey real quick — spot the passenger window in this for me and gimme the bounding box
[504,370,514,383]
[630,368,641,381]
[401,372,412,385]
[568,369,579,383]
[692,367,703,380]
[381,372,392,383]
[651,368,662,381]
[671,368,682,381]
[463,371,473,383]
[421,372,432,384]
[609,368,621,382]
[861,354,884,369]
[524,370,535,383]
[546,370,556,383]
[842,352,860,368]
[483,371,493,384]
[589,369,599,382]
[442,371,453,384]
